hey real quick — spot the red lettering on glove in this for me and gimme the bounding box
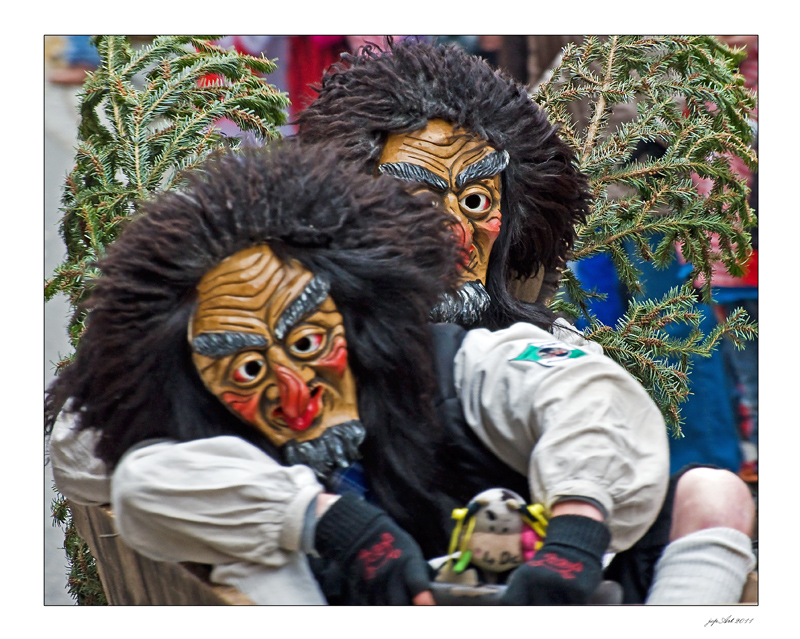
[528,552,584,579]
[356,533,403,579]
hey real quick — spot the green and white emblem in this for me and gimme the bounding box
[511,341,587,367]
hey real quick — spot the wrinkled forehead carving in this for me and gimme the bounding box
[378,149,508,191]
[377,119,508,191]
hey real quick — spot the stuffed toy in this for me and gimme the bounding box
[434,488,548,586]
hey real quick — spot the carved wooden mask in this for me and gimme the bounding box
[189,245,359,447]
[377,119,507,285]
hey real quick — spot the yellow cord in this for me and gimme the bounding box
[444,508,468,572]
[445,507,480,574]
[453,515,477,573]
[447,508,468,557]
[522,503,549,536]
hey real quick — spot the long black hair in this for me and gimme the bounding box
[296,38,592,330]
[45,140,463,554]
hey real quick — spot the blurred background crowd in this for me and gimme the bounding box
[46,35,580,114]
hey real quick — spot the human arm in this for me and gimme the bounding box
[454,321,668,603]
[114,438,434,603]
[49,415,325,566]
[109,435,324,567]
[453,321,670,553]
[550,500,604,521]
[49,420,432,604]
[49,422,330,602]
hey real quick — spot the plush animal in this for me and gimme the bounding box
[433,488,548,586]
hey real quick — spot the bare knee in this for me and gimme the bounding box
[670,468,755,541]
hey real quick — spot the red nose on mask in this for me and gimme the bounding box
[274,364,321,431]
[450,218,474,268]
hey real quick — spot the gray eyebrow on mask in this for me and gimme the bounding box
[191,331,268,358]
[455,150,509,188]
[274,275,331,340]
[377,162,449,191]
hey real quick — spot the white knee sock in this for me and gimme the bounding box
[645,527,755,605]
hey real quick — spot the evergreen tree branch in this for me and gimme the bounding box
[580,35,620,163]
[536,35,758,430]
[48,36,289,358]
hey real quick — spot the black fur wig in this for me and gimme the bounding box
[296,38,592,330]
[45,141,463,555]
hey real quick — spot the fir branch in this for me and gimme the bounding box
[52,494,107,605]
[537,36,757,430]
[47,35,289,352]
[580,35,621,163]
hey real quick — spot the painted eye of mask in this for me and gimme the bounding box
[461,192,492,215]
[232,357,267,385]
[289,332,326,357]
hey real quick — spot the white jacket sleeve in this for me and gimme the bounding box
[111,436,324,567]
[48,413,324,568]
[48,412,111,506]
[454,321,669,552]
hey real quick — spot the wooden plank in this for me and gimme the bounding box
[70,502,254,605]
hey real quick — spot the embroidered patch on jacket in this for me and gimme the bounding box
[511,342,587,367]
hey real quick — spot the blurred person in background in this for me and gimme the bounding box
[49,35,100,85]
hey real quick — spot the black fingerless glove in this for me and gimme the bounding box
[312,493,431,605]
[502,514,610,605]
